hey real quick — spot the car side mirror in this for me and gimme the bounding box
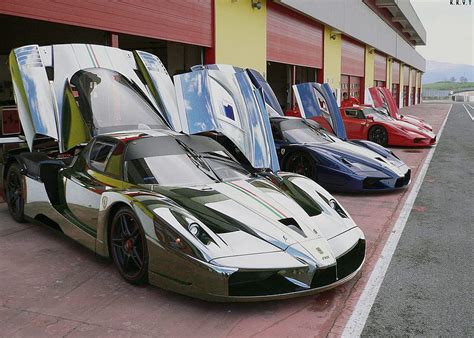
[366,115,374,121]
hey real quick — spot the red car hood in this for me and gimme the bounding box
[399,114,433,131]
[385,119,435,138]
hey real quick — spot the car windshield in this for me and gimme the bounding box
[281,119,334,144]
[70,68,167,135]
[124,135,251,187]
[362,107,392,121]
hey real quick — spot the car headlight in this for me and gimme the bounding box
[317,192,348,219]
[188,222,200,236]
[329,199,348,218]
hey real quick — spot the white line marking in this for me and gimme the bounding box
[468,104,474,109]
[462,104,474,121]
[342,104,453,338]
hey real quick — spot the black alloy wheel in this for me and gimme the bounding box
[368,126,388,146]
[285,152,315,179]
[5,163,26,223]
[110,207,148,284]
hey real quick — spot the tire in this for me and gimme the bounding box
[109,206,148,285]
[284,152,315,179]
[5,163,26,223]
[368,125,388,146]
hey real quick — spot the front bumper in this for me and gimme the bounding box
[147,238,366,302]
[361,168,411,190]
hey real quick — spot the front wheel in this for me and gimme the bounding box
[285,152,315,179]
[5,163,26,223]
[109,207,148,285]
[368,126,388,146]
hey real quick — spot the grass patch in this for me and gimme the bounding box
[423,81,474,91]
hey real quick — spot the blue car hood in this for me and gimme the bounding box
[303,139,407,176]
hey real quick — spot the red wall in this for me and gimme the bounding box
[341,37,365,77]
[374,52,386,81]
[0,0,213,46]
[392,61,400,84]
[403,66,410,82]
[267,2,323,68]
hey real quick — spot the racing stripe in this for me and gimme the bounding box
[86,44,99,67]
[225,181,287,219]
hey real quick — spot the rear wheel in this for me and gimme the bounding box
[5,163,26,223]
[368,126,388,146]
[109,207,148,285]
[285,152,315,179]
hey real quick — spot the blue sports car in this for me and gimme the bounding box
[247,70,411,192]
[270,116,411,192]
[193,65,411,192]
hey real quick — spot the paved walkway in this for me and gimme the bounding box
[362,103,473,336]
[0,103,452,337]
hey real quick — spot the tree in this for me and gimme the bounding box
[459,76,468,83]
[449,76,457,82]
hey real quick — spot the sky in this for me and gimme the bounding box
[411,0,474,65]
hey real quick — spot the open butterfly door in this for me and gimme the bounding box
[9,44,174,152]
[293,82,347,140]
[174,69,280,172]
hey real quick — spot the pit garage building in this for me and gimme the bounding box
[0,0,426,118]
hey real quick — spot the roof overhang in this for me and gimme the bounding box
[374,0,426,45]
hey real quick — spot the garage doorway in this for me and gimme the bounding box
[0,14,204,107]
[267,61,318,113]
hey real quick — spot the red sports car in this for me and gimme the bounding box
[339,105,436,147]
[367,87,433,131]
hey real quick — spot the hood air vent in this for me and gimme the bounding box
[279,218,306,237]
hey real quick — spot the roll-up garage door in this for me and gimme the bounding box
[392,61,400,107]
[267,2,323,68]
[341,37,365,77]
[0,1,213,47]
[374,52,386,86]
[341,37,365,102]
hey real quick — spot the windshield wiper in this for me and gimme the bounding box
[175,139,222,182]
[302,120,333,142]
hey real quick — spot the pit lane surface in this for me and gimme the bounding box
[0,104,452,337]
[361,103,473,336]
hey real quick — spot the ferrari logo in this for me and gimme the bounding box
[102,196,108,209]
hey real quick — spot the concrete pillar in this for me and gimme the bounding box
[323,26,342,104]
[364,46,375,104]
[399,63,404,108]
[214,0,267,75]
[407,68,413,106]
[386,57,392,89]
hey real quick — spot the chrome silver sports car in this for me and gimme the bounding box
[1,44,365,301]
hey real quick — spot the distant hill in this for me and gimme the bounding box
[422,60,474,84]
[423,81,474,91]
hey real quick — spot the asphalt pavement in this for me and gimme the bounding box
[362,103,474,336]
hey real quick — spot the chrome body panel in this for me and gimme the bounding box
[135,50,180,130]
[5,44,365,301]
[9,44,171,152]
[9,45,59,149]
[9,132,365,302]
[23,176,96,252]
[174,69,280,172]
